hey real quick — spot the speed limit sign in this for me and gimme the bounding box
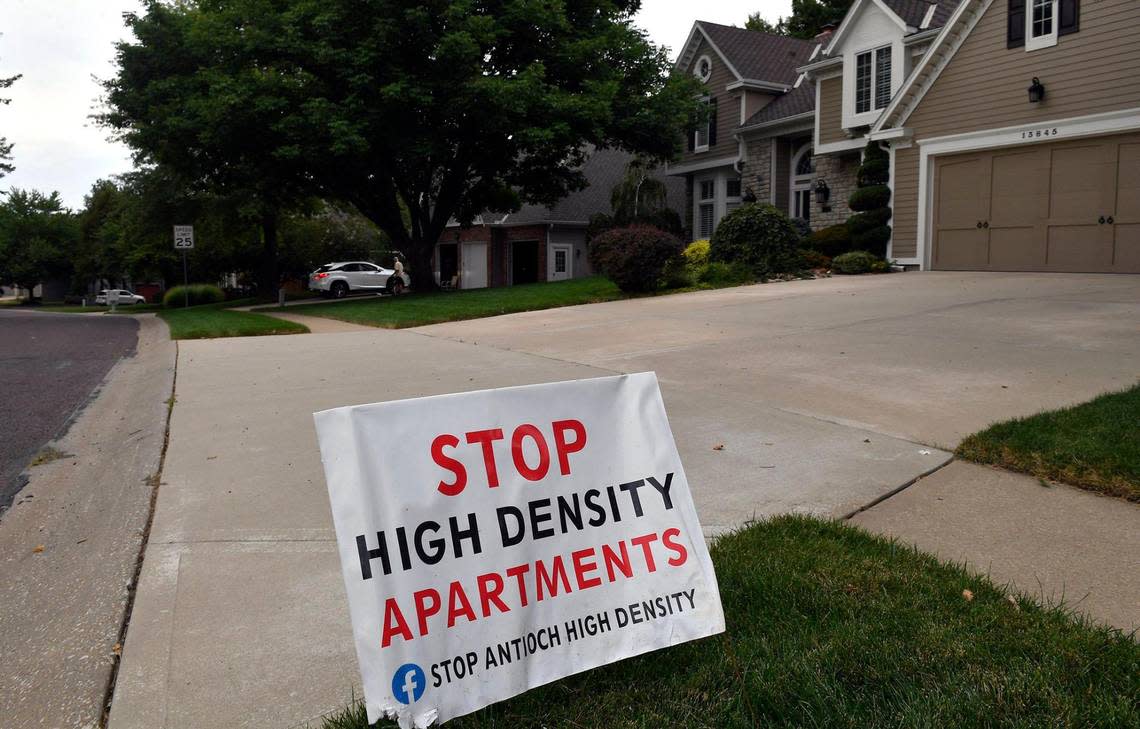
[174,225,195,249]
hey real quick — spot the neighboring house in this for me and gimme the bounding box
[435,147,685,289]
[677,1,1139,273]
[669,22,818,238]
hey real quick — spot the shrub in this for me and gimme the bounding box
[698,261,753,286]
[799,248,832,270]
[709,203,801,278]
[848,185,891,211]
[807,224,852,257]
[789,217,812,241]
[832,250,888,275]
[589,225,684,293]
[163,284,225,308]
[682,239,710,270]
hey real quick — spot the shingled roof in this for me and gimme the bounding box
[742,82,815,127]
[881,0,962,31]
[485,147,685,226]
[695,22,816,86]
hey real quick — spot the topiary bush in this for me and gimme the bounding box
[807,224,852,257]
[163,284,226,308]
[846,142,892,257]
[832,250,888,275]
[589,225,684,293]
[709,203,802,278]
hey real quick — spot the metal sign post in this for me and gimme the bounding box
[173,225,195,307]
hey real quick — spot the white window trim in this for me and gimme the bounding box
[854,44,892,116]
[1025,0,1058,51]
[694,54,713,83]
[694,96,711,153]
[789,143,814,220]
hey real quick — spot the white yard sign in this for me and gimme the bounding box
[314,373,724,728]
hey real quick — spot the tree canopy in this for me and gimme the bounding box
[1,42,20,179]
[0,189,77,297]
[747,1,854,40]
[102,0,701,290]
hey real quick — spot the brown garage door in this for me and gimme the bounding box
[932,132,1140,272]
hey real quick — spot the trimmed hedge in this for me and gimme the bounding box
[163,284,226,308]
[848,184,891,212]
[709,203,801,278]
[589,225,684,293]
[807,224,852,257]
[833,250,888,274]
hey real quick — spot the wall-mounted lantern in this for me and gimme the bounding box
[814,179,831,211]
[1028,77,1045,103]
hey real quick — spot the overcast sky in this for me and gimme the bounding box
[0,0,792,209]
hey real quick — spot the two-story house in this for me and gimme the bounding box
[802,0,1138,272]
[669,22,817,239]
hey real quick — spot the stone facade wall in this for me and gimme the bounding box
[811,151,859,230]
[740,137,772,205]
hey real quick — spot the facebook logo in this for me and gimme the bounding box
[391,663,427,705]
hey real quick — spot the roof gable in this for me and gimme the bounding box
[676,21,815,88]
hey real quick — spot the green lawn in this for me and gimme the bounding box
[282,277,624,329]
[158,301,308,340]
[956,384,1140,501]
[321,516,1138,729]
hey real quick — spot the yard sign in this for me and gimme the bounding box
[314,373,724,728]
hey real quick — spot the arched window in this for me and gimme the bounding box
[790,143,814,222]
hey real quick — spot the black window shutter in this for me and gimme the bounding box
[1059,0,1080,36]
[708,98,718,147]
[688,126,695,152]
[1007,0,1025,49]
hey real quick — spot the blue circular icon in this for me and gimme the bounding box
[391,663,427,705]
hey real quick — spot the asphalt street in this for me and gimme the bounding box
[0,310,139,512]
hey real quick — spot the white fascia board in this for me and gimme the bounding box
[797,55,843,77]
[826,0,908,56]
[902,26,942,45]
[872,0,985,133]
[665,155,741,176]
[816,137,869,154]
[726,79,790,93]
[737,112,815,136]
[920,3,938,29]
[674,24,705,71]
[868,127,912,141]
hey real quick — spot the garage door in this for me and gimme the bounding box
[932,132,1140,272]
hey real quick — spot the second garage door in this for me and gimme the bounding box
[932,132,1140,272]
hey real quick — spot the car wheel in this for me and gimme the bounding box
[387,278,406,296]
[331,282,349,299]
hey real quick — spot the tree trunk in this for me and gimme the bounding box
[407,238,437,292]
[260,210,279,297]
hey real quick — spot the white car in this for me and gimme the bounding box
[95,289,147,305]
[309,261,409,299]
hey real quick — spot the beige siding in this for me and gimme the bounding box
[907,0,1140,136]
[891,0,1140,261]
[891,145,920,258]
[818,77,845,145]
[677,38,740,166]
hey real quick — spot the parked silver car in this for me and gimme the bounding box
[94,288,147,305]
[308,261,409,299]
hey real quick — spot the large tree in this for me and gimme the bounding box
[1,41,20,179]
[101,0,319,294]
[103,1,699,291]
[0,189,77,298]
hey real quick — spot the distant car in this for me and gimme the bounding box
[95,289,147,305]
[309,261,409,299]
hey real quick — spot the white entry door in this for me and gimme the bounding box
[460,242,488,289]
[548,244,572,282]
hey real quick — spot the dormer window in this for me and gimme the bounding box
[855,46,891,114]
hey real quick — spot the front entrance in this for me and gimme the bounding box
[932,132,1140,272]
[512,240,539,284]
[460,241,488,289]
[548,244,572,282]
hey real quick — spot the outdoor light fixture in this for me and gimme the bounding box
[1028,77,1045,103]
[814,179,830,204]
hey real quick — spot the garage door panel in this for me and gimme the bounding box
[1046,226,1113,270]
[1048,144,1115,222]
[1114,225,1140,269]
[990,150,1048,226]
[989,227,1044,269]
[1117,143,1140,221]
[935,229,989,268]
[936,157,988,227]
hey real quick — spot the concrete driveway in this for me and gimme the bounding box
[109,272,1139,729]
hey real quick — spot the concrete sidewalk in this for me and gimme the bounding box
[108,272,1139,728]
[852,460,1139,632]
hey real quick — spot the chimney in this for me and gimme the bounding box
[814,23,837,45]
